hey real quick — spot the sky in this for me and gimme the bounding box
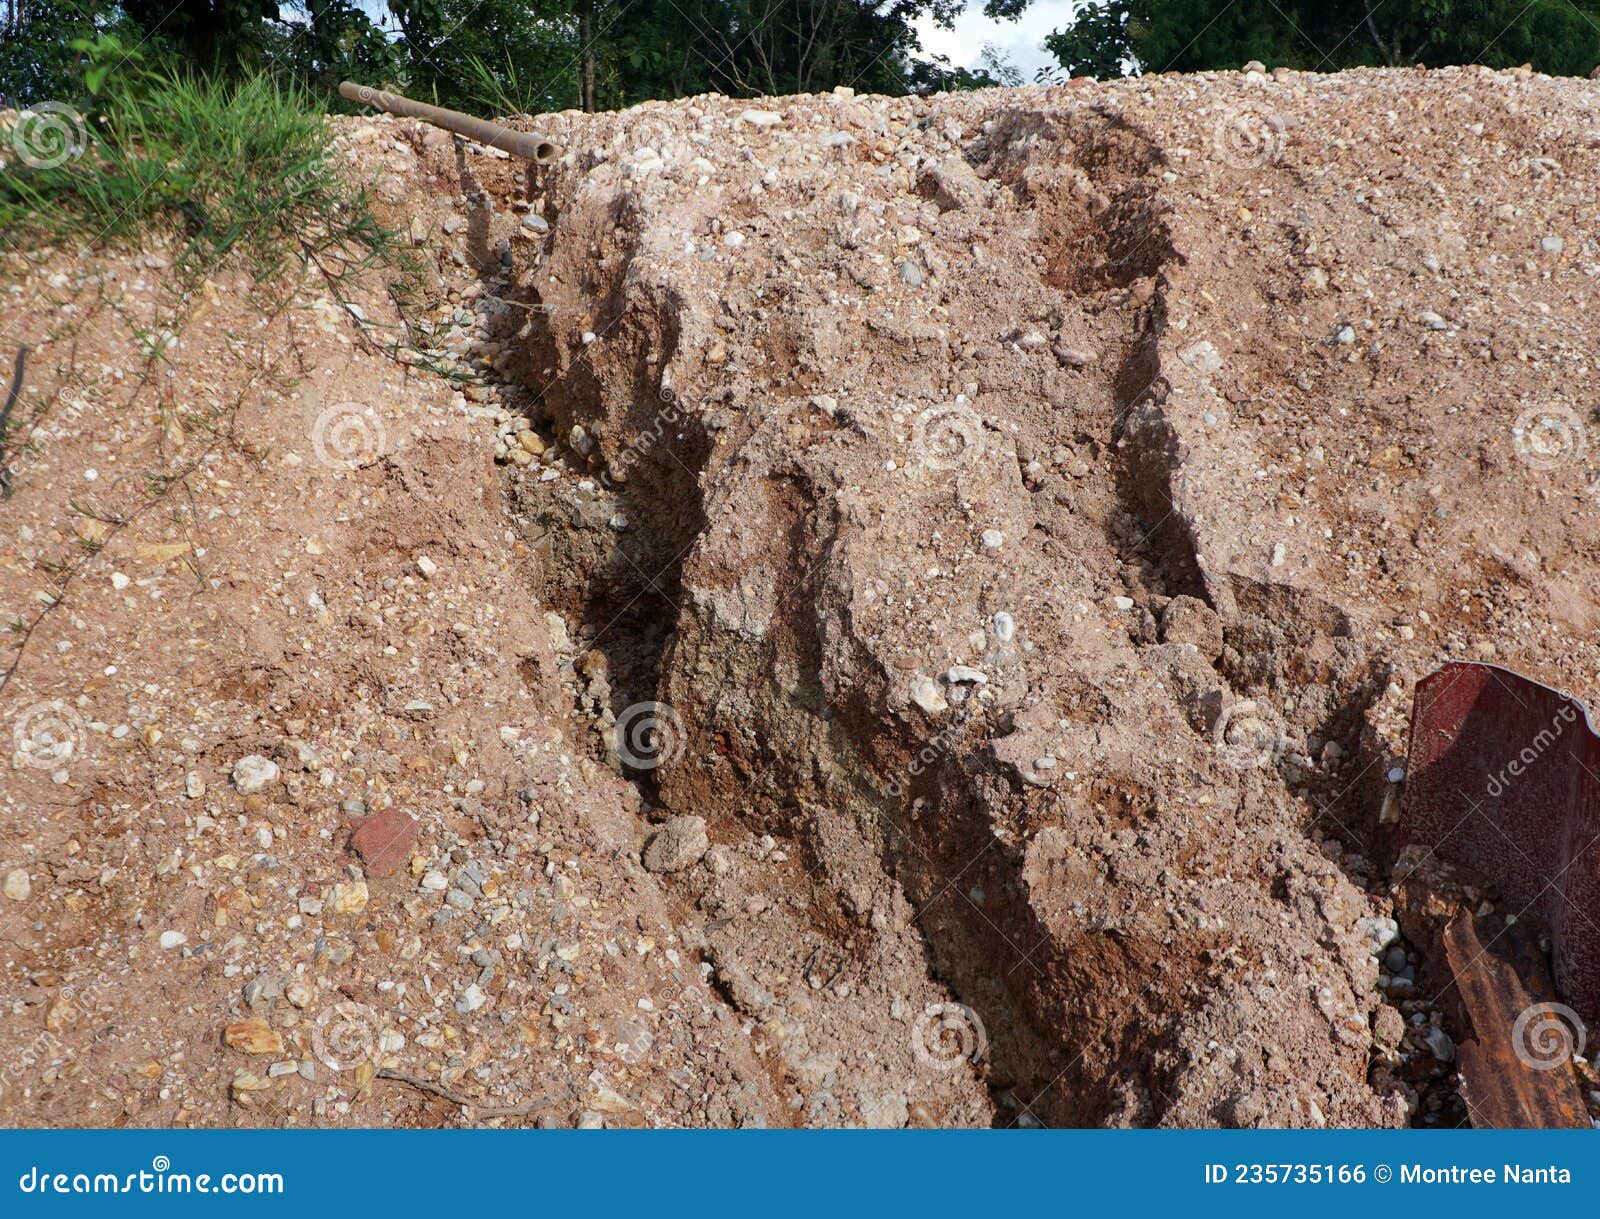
[913,0,1082,82]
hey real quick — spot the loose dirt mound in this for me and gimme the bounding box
[4,64,1600,1128]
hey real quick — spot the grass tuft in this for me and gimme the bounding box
[1,69,401,280]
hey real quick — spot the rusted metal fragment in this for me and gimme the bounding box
[1442,913,1589,1128]
[1400,661,1600,1021]
[1391,848,1589,1129]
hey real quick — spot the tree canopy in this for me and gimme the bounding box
[6,0,1600,116]
[2,0,999,111]
[1047,0,1600,79]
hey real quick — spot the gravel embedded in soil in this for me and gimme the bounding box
[5,64,1600,1128]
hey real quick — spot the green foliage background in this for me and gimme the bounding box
[1049,0,1600,79]
[3,0,1599,122]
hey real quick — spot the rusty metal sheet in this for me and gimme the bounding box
[1442,912,1590,1129]
[1401,661,1600,1022]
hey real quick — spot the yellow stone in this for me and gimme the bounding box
[224,1018,284,1055]
[135,542,191,563]
[231,1070,271,1095]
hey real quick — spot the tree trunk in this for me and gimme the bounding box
[579,0,596,112]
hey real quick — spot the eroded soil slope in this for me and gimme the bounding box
[5,64,1600,1127]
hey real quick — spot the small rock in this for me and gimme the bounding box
[350,809,419,879]
[908,673,948,714]
[415,554,439,579]
[456,983,487,1014]
[1356,916,1399,952]
[1422,1026,1456,1063]
[159,930,187,950]
[328,880,369,916]
[232,755,279,795]
[642,816,710,874]
[898,261,924,287]
[1178,339,1223,375]
[857,1090,910,1128]
[739,109,783,127]
[980,528,1004,549]
[943,665,988,685]
[231,1070,271,1097]
[224,1017,285,1055]
[3,869,30,902]
[1373,1005,1406,1049]
[243,973,284,1012]
[184,772,205,799]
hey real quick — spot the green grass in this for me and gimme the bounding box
[1,70,401,280]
